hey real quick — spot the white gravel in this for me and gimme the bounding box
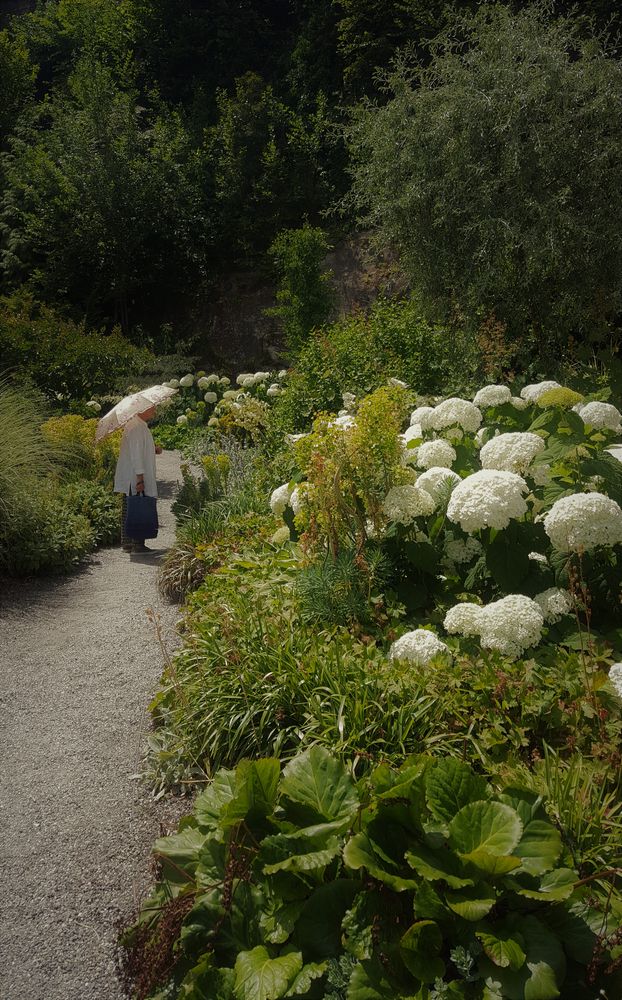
[0,450,183,1000]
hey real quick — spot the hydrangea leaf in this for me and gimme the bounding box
[399,920,445,981]
[405,844,474,888]
[480,915,566,1000]
[284,961,327,997]
[220,759,281,828]
[476,926,527,970]
[448,801,523,860]
[344,833,419,891]
[260,832,341,875]
[293,880,359,959]
[234,946,302,1000]
[445,883,496,921]
[280,746,359,826]
[425,758,489,825]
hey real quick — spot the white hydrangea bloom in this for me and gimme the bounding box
[222,389,237,400]
[278,369,288,379]
[528,551,548,565]
[254,371,270,381]
[530,463,552,487]
[416,439,456,469]
[417,467,461,504]
[606,444,622,464]
[219,376,231,386]
[197,377,210,389]
[534,588,573,624]
[342,391,356,411]
[478,595,544,658]
[176,414,188,425]
[608,663,622,699]
[208,417,219,427]
[205,373,220,385]
[444,602,483,636]
[271,525,291,545]
[475,427,498,448]
[543,492,622,551]
[267,384,281,397]
[473,385,512,407]
[382,485,435,524]
[443,426,464,443]
[331,414,355,430]
[578,401,622,432]
[510,396,528,410]
[410,406,435,430]
[402,423,423,444]
[269,483,293,516]
[180,374,194,387]
[204,392,218,403]
[289,485,307,515]
[431,397,483,433]
[169,379,180,388]
[444,536,482,565]
[480,432,546,473]
[520,381,561,403]
[86,400,101,412]
[447,470,529,533]
[389,629,450,666]
[389,378,408,388]
[236,373,252,385]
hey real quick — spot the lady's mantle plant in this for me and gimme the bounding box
[122,747,619,1000]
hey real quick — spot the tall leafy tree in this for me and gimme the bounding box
[346,3,622,350]
[1,57,210,330]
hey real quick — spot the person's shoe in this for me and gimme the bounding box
[131,542,151,553]
[122,543,134,552]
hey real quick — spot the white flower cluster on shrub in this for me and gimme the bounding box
[575,401,622,432]
[480,432,545,473]
[444,595,544,658]
[447,470,529,532]
[389,629,450,666]
[473,385,511,407]
[382,485,435,524]
[270,483,293,516]
[534,587,573,623]
[520,381,561,403]
[609,664,622,699]
[429,397,482,433]
[443,536,482,565]
[416,467,461,504]
[416,439,456,469]
[543,492,622,551]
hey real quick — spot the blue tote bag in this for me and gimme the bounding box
[125,494,159,540]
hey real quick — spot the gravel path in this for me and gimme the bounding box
[0,450,183,1000]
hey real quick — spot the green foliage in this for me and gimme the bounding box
[0,490,95,576]
[266,225,334,355]
[296,548,388,627]
[123,749,620,1000]
[0,294,152,399]
[172,458,231,521]
[271,298,480,433]
[0,28,35,138]
[41,413,120,485]
[0,376,53,519]
[59,479,121,545]
[347,4,622,352]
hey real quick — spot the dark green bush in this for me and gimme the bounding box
[271,297,480,432]
[0,492,94,575]
[59,480,121,546]
[266,224,334,354]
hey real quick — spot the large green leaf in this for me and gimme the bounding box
[505,869,576,902]
[405,843,474,888]
[346,959,401,1000]
[221,759,281,828]
[294,880,359,959]
[445,883,496,921]
[344,833,418,891]
[280,747,359,827]
[259,897,305,945]
[476,925,527,970]
[512,820,563,876]
[153,827,206,882]
[404,540,439,575]
[260,831,341,875]
[480,915,566,1000]
[285,962,328,997]
[179,955,235,999]
[194,769,237,831]
[425,758,488,825]
[448,801,523,861]
[234,946,302,1000]
[413,881,449,921]
[497,789,547,828]
[399,920,445,981]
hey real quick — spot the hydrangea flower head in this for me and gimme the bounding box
[478,595,544,658]
[608,664,622,699]
[473,385,512,407]
[443,602,482,636]
[269,483,293,516]
[410,406,436,430]
[480,432,545,473]
[416,467,461,504]
[180,374,194,387]
[443,536,482,565]
[382,484,435,524]
[86,400,101,412]
[520,381,561,403]
[176,414,188,425]
[534,588,573,623]
[389,629,450,666]
[431,397,482,433]
[204,392,218,403]
[416,439,457,469]
[543,492,622,551]
[446,470,529,532]
[537,387,583,409]
[577,401,622,432]
[267,384,281,397]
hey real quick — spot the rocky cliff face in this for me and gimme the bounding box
[197,233,408,369]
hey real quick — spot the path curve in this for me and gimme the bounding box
[0,450,182,1000]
